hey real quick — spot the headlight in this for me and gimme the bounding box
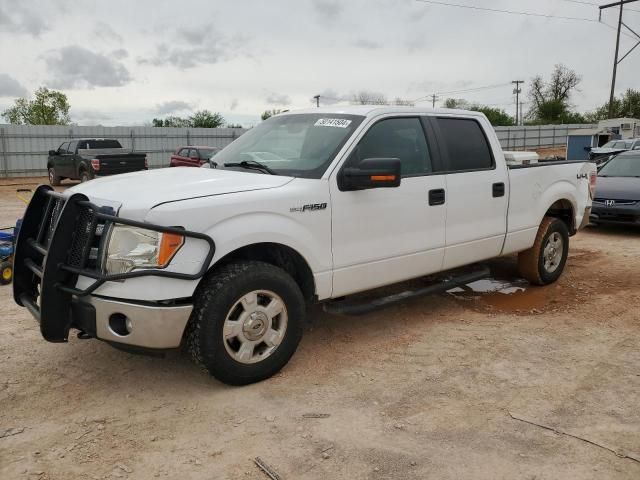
[104,225,184,274]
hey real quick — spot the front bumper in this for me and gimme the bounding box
[590,203,640,225]
[73,296,192,349]
[13,185,214,344]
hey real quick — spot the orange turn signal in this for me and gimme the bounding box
[158,232,185,266]
[370,175,396,181]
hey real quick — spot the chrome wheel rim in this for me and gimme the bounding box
[49,169,54,183]
[223,290,287,364]
[543,232,563,273]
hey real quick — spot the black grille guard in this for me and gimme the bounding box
[13,185,215,342]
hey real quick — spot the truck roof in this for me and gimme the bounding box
[282,105,486,118]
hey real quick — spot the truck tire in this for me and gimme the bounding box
[185,261,305,385]
[79,170,92,183]
[518,217,569,286]
[48,167,61,186]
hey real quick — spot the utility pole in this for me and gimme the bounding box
[430,94,439,108]
[512,80,524,126]
[599,0,640,118]
[313,95,320,107]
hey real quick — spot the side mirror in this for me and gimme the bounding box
[339,158,401,191]
[48,150,57,156]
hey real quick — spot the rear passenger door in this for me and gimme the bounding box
[431,116,509,269]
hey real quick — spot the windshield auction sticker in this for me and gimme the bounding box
[314,118,352,128]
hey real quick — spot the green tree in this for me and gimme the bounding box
[471,106,515,127]
[261,109,282,121]
[152,116,191,127]
[2,87,71,125]
[584,88,640,121]
[189,110,225,128]
[527,64,583,124]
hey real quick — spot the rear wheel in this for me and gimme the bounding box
[185,261,305,385]
[0,261,13,285]
[48,167,61,186]
[79,170,92,183]
[518,217,570,285]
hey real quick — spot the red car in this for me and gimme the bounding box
[169,146,220,167]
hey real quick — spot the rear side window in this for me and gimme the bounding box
[437,118,493,172]
[78,139,122,149]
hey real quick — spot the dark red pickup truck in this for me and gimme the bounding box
[169,146,220,167]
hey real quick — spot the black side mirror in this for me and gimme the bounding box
[48,150,57,156]
[339,158,401,191]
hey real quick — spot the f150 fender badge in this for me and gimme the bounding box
[290,203,327,213]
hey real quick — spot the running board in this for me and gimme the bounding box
[323,267,491,316]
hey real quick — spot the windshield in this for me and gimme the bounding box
[599,154,640,177]
[214,113,364,178]
[200,148,219,159]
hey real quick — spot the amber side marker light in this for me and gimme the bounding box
[158,232,185,266]
[370,175,396,181]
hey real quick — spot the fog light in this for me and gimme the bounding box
[109,313,131,336]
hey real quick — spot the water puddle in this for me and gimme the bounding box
[447,278,529,295]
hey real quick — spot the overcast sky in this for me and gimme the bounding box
[0,0,639,126]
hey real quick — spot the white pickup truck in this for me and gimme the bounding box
[14,107,596,385]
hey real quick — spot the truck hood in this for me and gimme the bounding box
[67,167,294,217]
[594,176,640,201]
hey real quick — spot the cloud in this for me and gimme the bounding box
[0,4,48,36]
[93,22,123,43]
[230,98,239,111]
[112,49,129,60]
[44,46,132,89]
[139,42,228,69]
[312,0,344,22]
[265,92,291,106]
[314,89,349,105]
[154,100,192,115]
[352,38,382,50]
[0,74,28,97]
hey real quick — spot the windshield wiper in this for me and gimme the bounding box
[224,160,276,175]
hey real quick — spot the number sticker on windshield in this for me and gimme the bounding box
[314,118,352,128]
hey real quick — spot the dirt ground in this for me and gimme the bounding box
[1,178,639,480]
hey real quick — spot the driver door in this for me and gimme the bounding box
[330,116,447,297]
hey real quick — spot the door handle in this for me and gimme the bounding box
[492,182,505,198]
[429,188,446,206]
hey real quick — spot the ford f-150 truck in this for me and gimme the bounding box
[47,139,147,185]
[14,107,597,385]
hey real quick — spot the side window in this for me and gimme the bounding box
[189,149,199,158]
[59,142,69,154]
[178,148,189,157]
[350,117,432,176]
[437,118,494,172]
[68,141,77,154]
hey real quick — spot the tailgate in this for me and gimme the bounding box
[96,154,146,175]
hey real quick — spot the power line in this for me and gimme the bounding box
[413,82,512,103]
[414,0,600,22]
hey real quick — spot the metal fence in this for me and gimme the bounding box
[0,123,599,177]
[0,125,247,177]
[494,124,596,151]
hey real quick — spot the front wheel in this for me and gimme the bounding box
[48,167,61,186]
[185,261,305,385]
[518,217,570,285]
